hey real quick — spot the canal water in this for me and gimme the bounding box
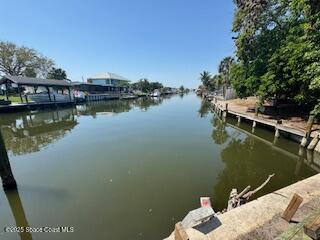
[0,93,318,240]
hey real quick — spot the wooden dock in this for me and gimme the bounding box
[224,118,320,173]
[0,101,75,113]
[85,94,120,102]
[211,98,320,151]
[164,97,320,240]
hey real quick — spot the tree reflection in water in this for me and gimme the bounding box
[211,117,230,145]
[76,100,133,118]
[134,97,163,111]
[0,108,78,156]
[198,100,211,118]
[210,121,317,211]
[0,96,176,156]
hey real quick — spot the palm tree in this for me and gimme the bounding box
[211,74,222,90]
[200,71,212,89]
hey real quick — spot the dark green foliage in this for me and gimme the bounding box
[229,0,320,115]
[199,57,235,93]
[131,78,163,93]
[47,67,67,80]
[200,71,213,90]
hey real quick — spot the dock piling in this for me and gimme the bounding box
[252,121,257,128]
[307,135,319,150]
[0,130,17,191]
[237,116,241,124]
[302,115,315,148]
[275,127,280,138]
[255,103,259,116]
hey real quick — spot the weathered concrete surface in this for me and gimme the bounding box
[165,174,320,240]
[275,209,320,240]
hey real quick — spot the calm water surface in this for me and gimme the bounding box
[0,94,318,240]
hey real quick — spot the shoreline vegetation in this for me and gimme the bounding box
[0,41,190,106]
[198,0,320,119]
[176,1,320,239]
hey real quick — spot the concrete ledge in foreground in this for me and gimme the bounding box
[165,173,320,240]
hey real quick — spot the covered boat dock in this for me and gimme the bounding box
[0,75,74,103]
[0,76,75,113]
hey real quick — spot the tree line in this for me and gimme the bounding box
[131,78,186,93]
[0,41,67,80]
[131,78,163,92]
[0,41,185,91]
[201,0,320,115]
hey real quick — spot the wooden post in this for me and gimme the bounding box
[315,141,320,153]
[298,147,304,157]
[275,127,280,138]
[68,87,72,102]
[46,87,52,102]
[225,103,228,112]
[252,121,256,133]
[306,115,315,139]
[307,134,319,150]
[24,95,28,104]
[18,85,23,103]
[255,103,259,116]
[281,194,303,222]
[301,137,308,147]
[174,222,189,240]
[223,111,227,120]
[252,121,257,128]
[0,130,17,190]
[304,215,320,240]
[5,83,9,101]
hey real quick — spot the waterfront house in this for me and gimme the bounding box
[87,72,130,92]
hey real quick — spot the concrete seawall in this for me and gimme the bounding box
[165,173,320,240]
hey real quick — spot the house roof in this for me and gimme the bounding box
[87,72,129,82]
[0,75,73,87]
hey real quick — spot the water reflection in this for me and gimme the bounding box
[0,108,78,155]
[76,100,133,117]
[5,190,32,240]
[0,95,177,240]
[0,96,176,156]
[210,112,320,211]
[0,130,32,240]
[0,94,318,240]
[133,97,163,111]
[211,118,230,145]
[0,130,17,190]
[198,100,211,118]
[76,97,165,117]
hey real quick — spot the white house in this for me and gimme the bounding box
[87,72,129,87]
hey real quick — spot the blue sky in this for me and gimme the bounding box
[0,0,235,88]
